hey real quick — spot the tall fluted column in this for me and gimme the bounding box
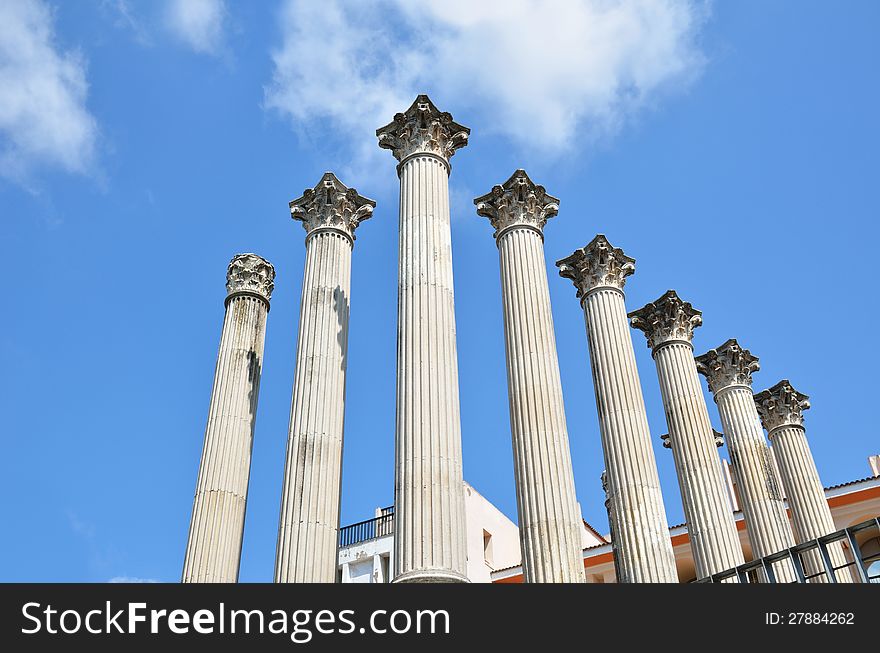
[182,253,274,583]
[474,170,584,583]
[377,95,470,583]
[696,340,796,581]
[755,381,851,582]
[275,173,375,583]
[629,291,744,579]
[557,235,678,583]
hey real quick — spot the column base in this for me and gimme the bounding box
[391,569,470,584]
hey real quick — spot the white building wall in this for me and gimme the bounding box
[338,536,392,584]
[463,482,522,582]
[339,480,600,583]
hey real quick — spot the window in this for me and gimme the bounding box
[866,560,880,583]
[483,530,493,567]
[860,536,880,583]
[381,555,391,583]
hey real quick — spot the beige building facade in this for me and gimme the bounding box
[492,459,880,584]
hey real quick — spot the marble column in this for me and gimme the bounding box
[474,170,584,583]
[182,253,275,583]
[629,291,744,579]
[274,173,375,583]
[754,380,851,582]
[695,339,796,581]
[377,95,470,583]
[557,235,678,583]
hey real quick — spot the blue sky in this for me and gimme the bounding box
[1,1,877,582]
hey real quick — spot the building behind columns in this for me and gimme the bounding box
[417,458,877,584]
[337,459,880,583]
[338,482,606,583]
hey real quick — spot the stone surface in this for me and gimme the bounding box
[629,291,744,579]
[289,172,375,242]
[377,94,469,163]
[755,380,852,582]
[474,170,584,583]
[225,252,276,300]
[696,339,796,581]
[377,95,469,583]
[182,253,274,583]
[474,169,559,238]
[557,235,678,583]
[275,174,374,583]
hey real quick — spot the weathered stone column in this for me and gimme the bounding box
[557,235,678,583]
[182,253,274,583]
[274,173,375,583]
[377,95,470,583]
[474,170,584,583]
[754,380,851,582]
[696,340,796,580]
[629,291,744,579]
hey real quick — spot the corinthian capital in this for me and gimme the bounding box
[629,290,703,350]
[289,172,376,242]
[376,94,470,163]
[226,253,275,302]
[754,380,811,433]
[474,169,559,238]
[556,234,635,297]
[695,339,760,395]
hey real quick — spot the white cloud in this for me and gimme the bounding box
[103,0,152,46]
[108,576,160,583]
[265,0,708,161]
[0,0,99,183]
[165,0,227,56]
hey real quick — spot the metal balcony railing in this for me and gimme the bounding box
[338,507,394,548]
[696,516,880,583]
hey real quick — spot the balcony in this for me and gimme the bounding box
[338,507,394,548]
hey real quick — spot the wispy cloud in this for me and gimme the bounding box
[0,0,99,185]
[265,0,709,174]
[164,0,227,56]
[108,576,160,583]
[67,510,96,540]
[102,0,152,46]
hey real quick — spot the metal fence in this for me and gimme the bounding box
[697,517,880,583]
[338,507,394,548]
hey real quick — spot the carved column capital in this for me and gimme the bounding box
[226,253,275,304]
[754,380,811,433]
[556,234,635,298]
[629,290,702,351]
[474,169,559,239]
[376,94,470,164]
[289,172,375,243]
[695,338,760,395]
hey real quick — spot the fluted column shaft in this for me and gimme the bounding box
[394,154,467,582]
[652,341,743,577]
[183,254,273,583]
[498,226,584,582]
[581,287,678,582]
[770,425,851,581]
[378,96,470,583]
[275,230,352,582]
[714,386,794,566]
